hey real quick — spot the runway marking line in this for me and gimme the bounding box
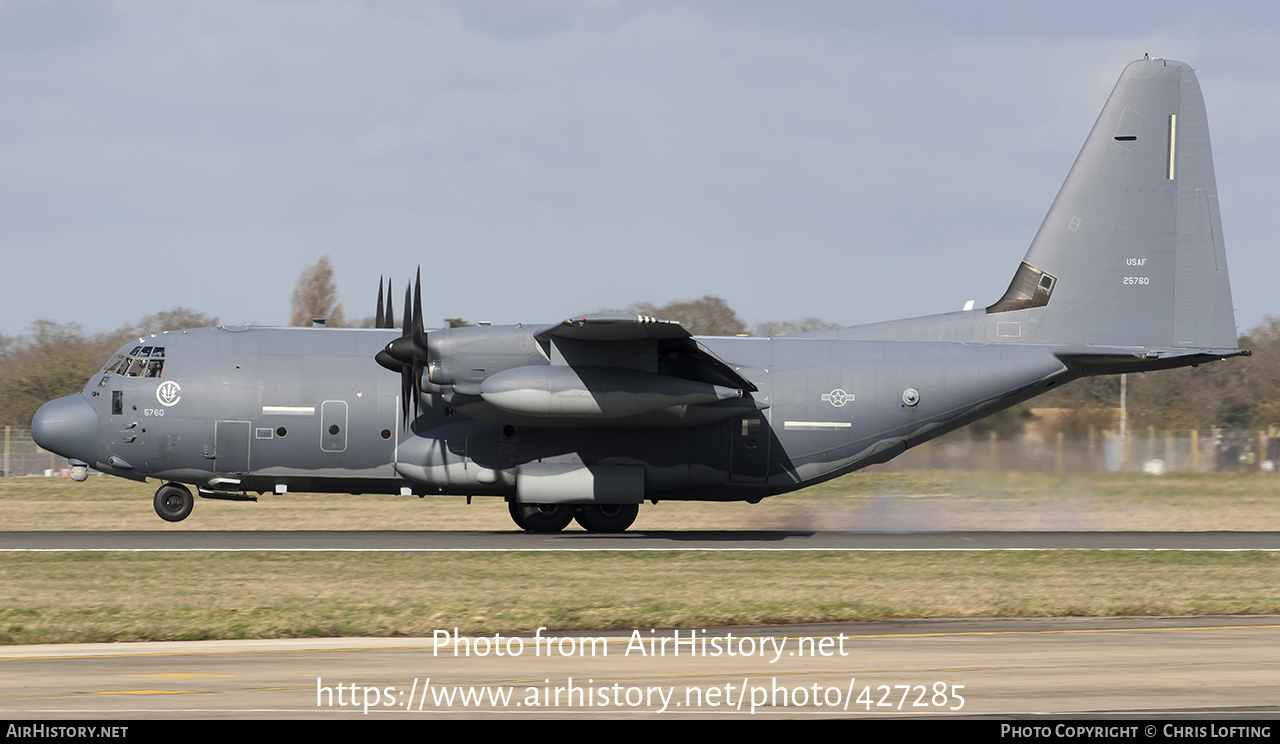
[130,673,233,677]
[83,685,299,697]
[2,547,1278,553]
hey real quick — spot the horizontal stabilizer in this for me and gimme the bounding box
[1055,345,1250,375]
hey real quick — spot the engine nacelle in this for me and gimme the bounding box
[479,365,741,419]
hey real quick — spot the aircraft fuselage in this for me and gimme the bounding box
[56,324,1075,503]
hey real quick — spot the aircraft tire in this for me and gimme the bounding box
[574,503,638,533]
[508,501,575,533]
[154,483,194,522]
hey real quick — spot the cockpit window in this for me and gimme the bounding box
[103,354,126,374]
[104,347,167,378]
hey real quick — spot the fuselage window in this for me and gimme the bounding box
[112,391,123,416]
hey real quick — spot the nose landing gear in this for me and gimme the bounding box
[154,483,194,522]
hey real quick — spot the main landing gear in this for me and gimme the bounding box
[508,501,639,533]
[575,503,639,533]
[153,483,194,522]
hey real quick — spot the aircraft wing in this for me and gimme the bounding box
[539,313,690,341]
[536,314,759,392]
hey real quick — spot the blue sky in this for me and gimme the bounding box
[3,1,1277,337]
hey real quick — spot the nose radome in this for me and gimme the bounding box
[31,395,98,465]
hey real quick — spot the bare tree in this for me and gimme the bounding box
[618,296,747,336]
[127,308,220,337]
[761,318,840,336]
[1,321,100,428]
[290,256,346,327]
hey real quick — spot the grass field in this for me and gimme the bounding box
[2,552,1277,645]
[2,471,1278,644]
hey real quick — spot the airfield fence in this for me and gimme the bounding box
[3,425,1278,479]
[3,427,72,477]
[865,427,1280,474]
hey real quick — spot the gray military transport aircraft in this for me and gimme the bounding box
[32,58,1248,532]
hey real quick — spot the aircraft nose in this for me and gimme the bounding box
[31,394,98,464]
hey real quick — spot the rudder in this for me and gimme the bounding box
[986,58,1236,349]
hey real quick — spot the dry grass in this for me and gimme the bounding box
[1,551,1276,645]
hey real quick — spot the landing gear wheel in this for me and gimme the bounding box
[508,501,575,533]
[154,483,194,522]
[574,503,639,533]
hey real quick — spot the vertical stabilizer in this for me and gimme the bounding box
[987,58,1236,349]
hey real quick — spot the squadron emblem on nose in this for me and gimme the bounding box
[821,389,852,407]
[157,381,182,407]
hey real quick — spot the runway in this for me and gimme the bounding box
[4,531,1277,719]
[1,530,1278,551]
[2,617,1278,719]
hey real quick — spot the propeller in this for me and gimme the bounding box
[374,277,394,330]
[374,269,429,424]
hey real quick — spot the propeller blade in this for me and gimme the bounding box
[412,357,423,420]
[403,285,412,339]
[413,267,425,347]
[375,278,385,329]
[401,363,413,425]
[385,280,395,330]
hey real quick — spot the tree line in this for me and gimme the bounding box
[0,309,219,429]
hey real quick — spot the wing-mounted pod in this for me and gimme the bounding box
[479,365,742,418]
